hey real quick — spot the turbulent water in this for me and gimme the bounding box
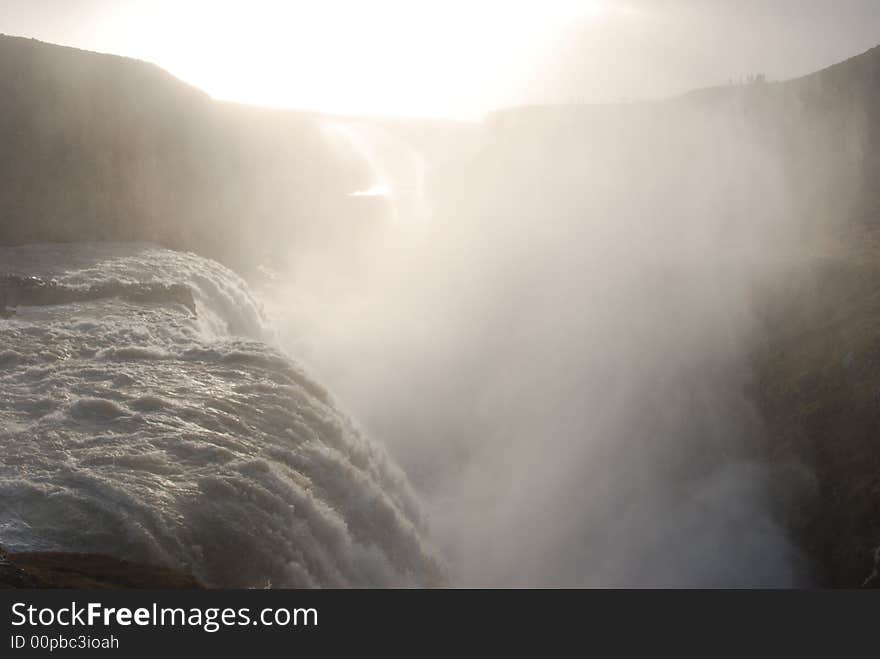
[0,242,443,587]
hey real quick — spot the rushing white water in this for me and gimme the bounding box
[0,242,443,587]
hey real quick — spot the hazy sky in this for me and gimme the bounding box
[1,0,879,118]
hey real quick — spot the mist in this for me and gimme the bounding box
[2,5,879,589]
[260,88,857,586]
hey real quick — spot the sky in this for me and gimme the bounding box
[1,0,879,118]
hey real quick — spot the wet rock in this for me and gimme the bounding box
[0,547,36,588]
[0,546,202,589]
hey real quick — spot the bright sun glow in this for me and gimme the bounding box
[91,0,610,118]
[349,184,392,198]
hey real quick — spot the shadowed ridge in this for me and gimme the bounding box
[0,34,369,271]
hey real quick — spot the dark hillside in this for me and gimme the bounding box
[0,35,370,269]
[751,229,880,586]
[471,47,880,587]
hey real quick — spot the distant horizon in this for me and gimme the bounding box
[2,0,880,120]
[2,30,878,124]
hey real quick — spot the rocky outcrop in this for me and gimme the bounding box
[0,546,202,588]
